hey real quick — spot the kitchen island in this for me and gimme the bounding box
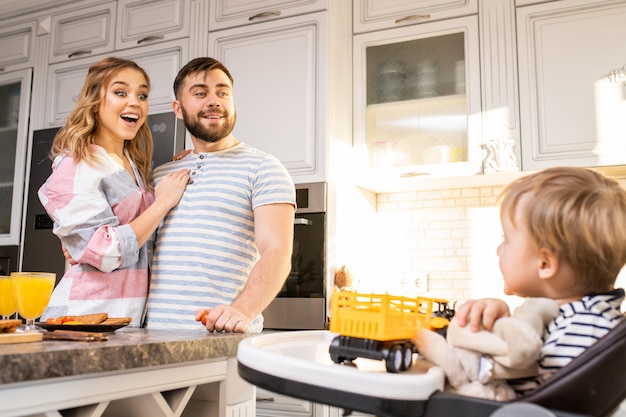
[0,328,254,417]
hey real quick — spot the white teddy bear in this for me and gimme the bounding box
[413,298,560,401]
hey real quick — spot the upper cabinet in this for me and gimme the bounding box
[48,2,117,63]
[209,0,327,31]
[116,0,190,50]
[48,0,190,63]
[0,21,37,72]
[517,0,626,171]
[353,0,478,34]
[45,39,188,126]
[353,15,482,185]
[208,11,327,183]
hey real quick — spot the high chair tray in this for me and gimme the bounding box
[237,330,444,417]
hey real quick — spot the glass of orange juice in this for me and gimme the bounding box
[0,275,16,319]
[11,272,56,332]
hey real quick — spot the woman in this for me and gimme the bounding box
[39,57,189,326]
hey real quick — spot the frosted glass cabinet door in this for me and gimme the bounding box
[0,68,32,245]
[353,15,481,180]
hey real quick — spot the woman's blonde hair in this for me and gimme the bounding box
[499,167,626,293]
[50,57,154,190]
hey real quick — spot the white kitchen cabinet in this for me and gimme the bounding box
[353,15,482,190]
[0,21,36,73]
[45,38,189,127]
[209,0,327,31]
[353,0,478,34]
[208,11,327,183]
[115,0,190,50]
[48,1,117,63]
[0,69,32,245]
[517,0,626,171]
[515,0,550,5]
[257,388,320,416]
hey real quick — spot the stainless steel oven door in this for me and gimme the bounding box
[263,183,327,330]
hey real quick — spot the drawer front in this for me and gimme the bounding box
[116,0,190,50]
[49,2,117,63]
[0,22,35,70]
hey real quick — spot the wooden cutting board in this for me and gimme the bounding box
[0,332,43,344]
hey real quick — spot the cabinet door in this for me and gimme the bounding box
[48,2,117,63]
[353,0,478,34]
[45,39,189,127]
[517,0,626,170]
[256,388,314,416]
[209,0,327,31]
[0,69,32,245]
[0,21,35,72]
[116,0,190,50]
[353,15,482,190]
[209,12,327,183]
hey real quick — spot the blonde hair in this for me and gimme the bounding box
[50,57,154,190]
[499,167,626,293]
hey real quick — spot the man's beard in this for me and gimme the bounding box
[181,106,236,143]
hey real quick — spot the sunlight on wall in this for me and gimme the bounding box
[467,205,524,311]
[334,174,626,313]
[593,78,626,163]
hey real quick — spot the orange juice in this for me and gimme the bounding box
[11,273,56,320]
[0,276,16,318]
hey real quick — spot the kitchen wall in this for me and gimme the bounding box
[337,173,626,311]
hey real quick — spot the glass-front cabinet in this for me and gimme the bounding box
[353,15,481,188]
[0,68,32,245]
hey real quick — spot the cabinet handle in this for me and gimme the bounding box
[249,11,281,21]
[137,35,165,45]
[67,50,92,59]
[0,67,5,72]
[395,14,431,24]
[294,218,312,226]
[256,396,276,402]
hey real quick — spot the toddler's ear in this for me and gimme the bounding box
[538,247,559,280]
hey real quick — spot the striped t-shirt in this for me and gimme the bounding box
[145,143,295,332]
[510,288,624,395]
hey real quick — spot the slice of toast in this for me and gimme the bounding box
[101,317,131,325]
[73,313,108,324]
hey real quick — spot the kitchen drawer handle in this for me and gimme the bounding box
[395,14,431,24]
[249,11,281,21]
[68,50,93,59]
[137,35,165,45]
[256,396,276,402]
[294,218,312,226]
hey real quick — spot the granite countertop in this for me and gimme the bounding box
[0,328,251,385]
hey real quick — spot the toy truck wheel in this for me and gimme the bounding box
[385,345,403,373]
[402,344,413,371]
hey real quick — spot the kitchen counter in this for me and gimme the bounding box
[0,328,255,417]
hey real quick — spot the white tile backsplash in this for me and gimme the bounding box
[342,175,626,311]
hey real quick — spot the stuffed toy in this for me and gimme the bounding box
[413,297,560,401]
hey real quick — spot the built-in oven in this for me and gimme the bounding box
[262,182,327,330]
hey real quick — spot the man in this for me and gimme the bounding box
[144,57,296,333]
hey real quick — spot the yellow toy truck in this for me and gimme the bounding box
[328,289,455,373]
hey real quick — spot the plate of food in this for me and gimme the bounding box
[36,313,131,333]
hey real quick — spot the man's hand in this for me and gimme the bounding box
[195,305,250,333]
[453,298,511,331]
